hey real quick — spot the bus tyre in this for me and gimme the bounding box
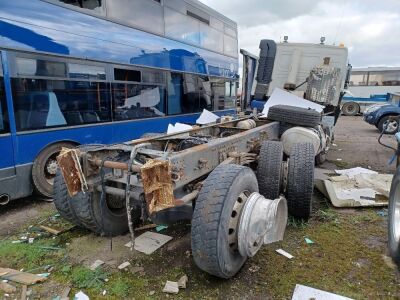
[268,105,322,127]
[32,142,76,198]
[389,167,400,266]
[191,164,258,278]
[53,170,83,227]
[378,116,399,135]
[257,141,283,199]
[286,143,315,220]
[341,102,359,116]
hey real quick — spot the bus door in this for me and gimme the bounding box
[0,51,16,181]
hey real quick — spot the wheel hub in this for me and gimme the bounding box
[385,120,398,133]
[46,159,58,175]
[228,192,249,251]
[237,193,288,257]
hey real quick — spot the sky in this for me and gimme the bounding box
[200,0,400,67]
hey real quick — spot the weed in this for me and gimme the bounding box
[109,278,130,297]
[62,266,108,292]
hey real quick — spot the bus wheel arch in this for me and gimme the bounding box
[32,140,79,198]
[341,102,360,116]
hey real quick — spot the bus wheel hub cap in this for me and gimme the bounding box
[238,193,288,257]
[46,160,58,175]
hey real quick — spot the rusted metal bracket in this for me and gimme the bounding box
[57,148,88,197]
[140,159,175,215]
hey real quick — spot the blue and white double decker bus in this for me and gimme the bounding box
[0,0,239,202]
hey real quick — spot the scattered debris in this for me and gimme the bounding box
[132,266,144,274]
[74,291,89,300]
[0,282,16,293]
[177,275,188,289]
[315,167,392,207]
[162,281,179,294]
[155,225,168,232]
[261,88,324,116]
[332,143,338,147]
[125,232,173,255]
[117,262,131,270]
[28,238,34,244]
[37,273,50,278]
[0,268,47,285]
[21,285,27,300]
[276,249,294,259]
[60,286,71,300]
[149,290,155,296]
[336,158,343,161]
[248,265,260,273]
[102,290,107,296]
[167,122,193,135]
[196,109,219,125]
[39,225,62,235]
[376,210,388,217]
[304,237,314,245]
[134,224,157,231]
[89,260,104,271]
[291,284,353,300]
[335,167,377,178]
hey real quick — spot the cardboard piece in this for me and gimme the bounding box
[125,232,173,255]
[0,268,47,285]
[292,284,353,300]
[261,88,324,116]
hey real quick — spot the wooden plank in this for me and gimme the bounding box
[39,225,61,235]
[0,268,47,285]
[20,285,27,300]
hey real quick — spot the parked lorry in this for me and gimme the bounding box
[53,38,350,278]
[241,38,350,164]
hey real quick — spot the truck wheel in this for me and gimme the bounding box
[378,116,399,134]
[341,102,359,116]
[268,105,321,127]
[53,169,83,227]
[70,189,141,236]
[286,143,315,219]
[191,164,258,278]
[257,141,283,199]
[32,142,76,198]
[388,166,400,266]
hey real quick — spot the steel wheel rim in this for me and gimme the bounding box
[392,181,400,244]
[228,191,249,252]
[385,120,398,133]
[346,104,355,114]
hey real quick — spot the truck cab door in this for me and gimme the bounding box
[240,49,258,111]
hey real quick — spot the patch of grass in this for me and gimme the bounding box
[0,241,63,270]
[65,266,108,292]
[108,278,130,297]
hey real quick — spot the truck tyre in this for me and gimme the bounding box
[388,166,400,266]
[378,115,399,135]
[257,141,283,199]
[70,189,141,236]
[268,105,322,127]
[286,143,315,219]
[53,169,83,227]
[341,102,359,116]
[191,164,258,278]
[32,142,76,198]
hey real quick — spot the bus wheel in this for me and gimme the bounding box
[32,142,76,198]
[341,102,359,116]
[388,166,400,267]
[191,164,258,278]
